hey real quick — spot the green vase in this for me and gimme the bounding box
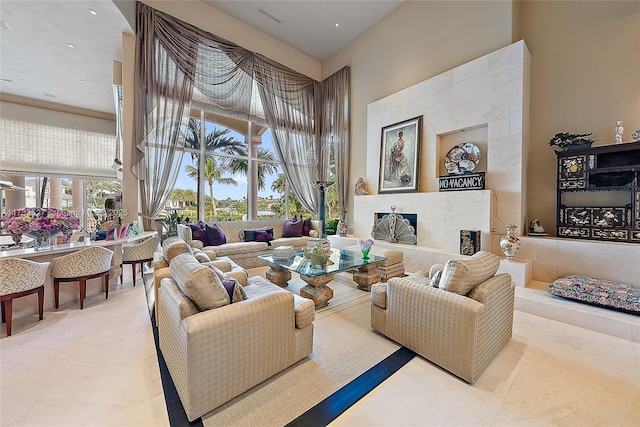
[361,248,370,260]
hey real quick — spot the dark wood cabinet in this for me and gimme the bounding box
[556,141,640,243]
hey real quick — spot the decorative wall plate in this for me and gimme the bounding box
[444,142,481,174]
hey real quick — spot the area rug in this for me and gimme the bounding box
[201,274,400,426]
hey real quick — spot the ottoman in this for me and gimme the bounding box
[375,250,405,282]
[549,275,639,315]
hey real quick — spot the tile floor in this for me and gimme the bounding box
[1,267,638,426]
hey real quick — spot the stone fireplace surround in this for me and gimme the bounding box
[358,40,530,256]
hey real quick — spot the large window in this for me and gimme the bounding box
[166,113,311,222]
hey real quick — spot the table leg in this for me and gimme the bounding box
[300,274,334,309]
[353,263,381,291]
[265,266,292,288]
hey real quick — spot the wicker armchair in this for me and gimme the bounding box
[0,258,50,336]
[51,246,113,309]
[122,235,160,286]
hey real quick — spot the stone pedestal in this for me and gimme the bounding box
[265,267,291,288]
[353,263,381,291]
[299,274,334,309]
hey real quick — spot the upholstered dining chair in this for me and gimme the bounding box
[0,258,50,337]
[51,246,113,310]
[122,235,160,286]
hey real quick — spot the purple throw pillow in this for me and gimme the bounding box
[254,229,274,242]
[282,218,303,237]
[222,279,236,302]
[205,223,227,246]
[189,224,210,246]
[302,218,312,236]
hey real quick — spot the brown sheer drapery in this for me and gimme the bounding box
[133,3,350,222]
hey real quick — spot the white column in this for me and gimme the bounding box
[5,176,26,212]
[49,178,62,209]
[247,121,258,220]
[72,179,85,226]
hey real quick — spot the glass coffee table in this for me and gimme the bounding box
[258,248,387,308]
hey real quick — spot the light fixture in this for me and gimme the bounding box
[335,23,340,27]
[66,43,76,48]
[88,8,98,16]
[80,79,87,84]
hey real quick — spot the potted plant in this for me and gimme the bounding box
[548,132,599,150]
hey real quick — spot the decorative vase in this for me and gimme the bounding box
[361,248,370,261]
[10,232,22,246]
[500,224,520,261]
[28,230,53,251]
[338,219,348,236]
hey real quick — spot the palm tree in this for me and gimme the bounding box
[185,157,237,218]
[228,146,278,190]
[183,118,245,216]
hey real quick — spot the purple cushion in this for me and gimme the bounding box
[254,229,274,243]
[282,218,303,237]
[302,218,312,236]
[222,279,236,301]
[190,223,210,246]
[205,223,227,246]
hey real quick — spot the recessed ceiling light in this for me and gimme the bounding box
[44,93,56,98]
[0,21,11,31]
[0,78,13,83]
[80,80,87,84]
[66,43,76,48]
[335,23,340,27]
[88,8,98,16]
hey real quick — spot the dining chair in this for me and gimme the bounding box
[51,246,113,309]
[122,235,160,286]
[0,258,50,336]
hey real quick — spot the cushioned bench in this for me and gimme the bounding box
[549,275,640,315]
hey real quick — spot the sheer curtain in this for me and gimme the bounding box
[133,3,194,230]
[317,67,350,222]
[133,3,350,223]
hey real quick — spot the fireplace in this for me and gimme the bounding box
[372,210,418,244]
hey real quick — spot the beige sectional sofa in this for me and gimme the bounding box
[177,219,323,269]
[154,236,315,421]
[371,251,514,384]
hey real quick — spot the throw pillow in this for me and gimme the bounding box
[192,250,211,263]
[205,223,227,246]
[439,251,500,295]
[242,228,274,243]
[169,260,230,311]
[282,218,303,237]
[302,218,312,236]
[210,265,247,303]
[429,270,442,288]
[189,223,210,246]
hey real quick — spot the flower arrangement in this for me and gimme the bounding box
[358,238,374,260]
[2,208,80,240]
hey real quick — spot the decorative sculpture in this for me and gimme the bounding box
[355,177,368,195]
[371,206,417,244]
[528,219,548,236]
[615,121,624,144]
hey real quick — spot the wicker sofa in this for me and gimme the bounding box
[156,237,315,421]
[177,219,323,269]
[370,251,514,384]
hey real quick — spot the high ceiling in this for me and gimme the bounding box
[0,0,401,116]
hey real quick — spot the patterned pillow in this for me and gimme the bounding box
[205,223,227,246]
[282,218,303,237]
[190,223,210,246]
[192,250,211,263]
[242,228,274,243]
[439,251,500,295]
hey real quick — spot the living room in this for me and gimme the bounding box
[1,1,638,426]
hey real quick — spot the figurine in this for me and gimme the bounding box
[528,219,548,236]
[355,177,368,195]
[615,121,624,144]
[632,129,640,142]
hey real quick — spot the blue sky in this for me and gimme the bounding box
[173,125,281,200]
